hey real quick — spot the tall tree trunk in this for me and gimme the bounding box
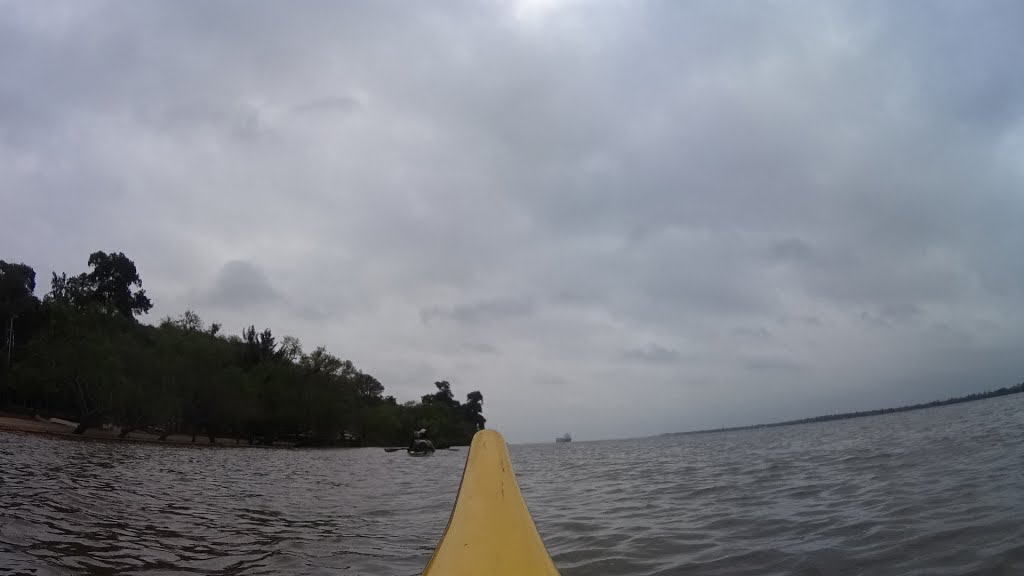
[159,418,175,441]
[71,377,91,434]
[118,416,144,439]
[73,408,106,435]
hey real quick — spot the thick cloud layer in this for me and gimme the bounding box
[3,1,1023,442]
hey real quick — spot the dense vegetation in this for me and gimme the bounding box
[667,382,1024,437]
[0,253,485,447]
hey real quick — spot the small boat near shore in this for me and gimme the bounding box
[408,437,436,456]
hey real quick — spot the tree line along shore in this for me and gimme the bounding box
[0,252,485,448]
[664,382,1024,437]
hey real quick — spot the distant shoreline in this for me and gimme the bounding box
[663,382,1024,437]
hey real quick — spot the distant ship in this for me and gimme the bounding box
[555,433,572,443]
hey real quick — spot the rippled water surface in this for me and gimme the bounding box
[3,394,1024,575]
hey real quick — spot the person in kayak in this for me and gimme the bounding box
[408,428,435,453]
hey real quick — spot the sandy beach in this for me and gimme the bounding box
[0,413,293,447]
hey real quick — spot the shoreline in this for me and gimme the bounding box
[662,384,1024,438]
[0,414,295,448]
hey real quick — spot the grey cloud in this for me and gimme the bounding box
[204,260,281,309]
[877,302,925,324]
[292,305,328,322]
[742,356,804,374]
[732,326,773,341]
[421,297,535,325]
[859,302,925,328]
[292,96,359,116]
[774,316,802,327]
[768,238,815,264]
[622,343,681,365]
[463,341,499,355]
[4,1,1024,442]
[535,373,570,390]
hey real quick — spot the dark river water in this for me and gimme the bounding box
[2,394,1023,576]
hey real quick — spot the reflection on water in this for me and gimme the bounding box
[2,394,1024,575]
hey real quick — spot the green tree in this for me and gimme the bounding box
[423,380,457,407]
[0,261,36,306]
[301,346,344,375]
[3,250,488,446]
[242,325,278,366]
[354,372,384,400]
[46,252,152,319]
[464,390,486,430]
[84,251,153,318]
[15,304,128,433]
[279,335,303,363]
[1,261,41,371]
[45,272,91,308]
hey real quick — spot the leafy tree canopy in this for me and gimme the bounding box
[3,251,484,447]
[46,251,152,319]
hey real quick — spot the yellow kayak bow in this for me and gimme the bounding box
[422,430,560,576]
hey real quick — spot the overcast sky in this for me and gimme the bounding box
[2,1,1023,442]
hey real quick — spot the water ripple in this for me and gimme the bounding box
[2,394,1024,575]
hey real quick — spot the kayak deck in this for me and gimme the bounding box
[422,430,559,576]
